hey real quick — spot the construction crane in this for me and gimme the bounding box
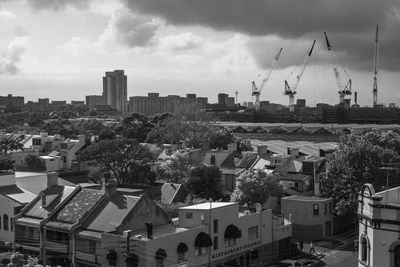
[284,40,316,112]
[251,47,283,111]
[324,32,352,107]
[373,24,379,107]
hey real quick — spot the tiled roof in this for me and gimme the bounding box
[55,188,103,224]
[84,194,140,232]
[221,151,259,169]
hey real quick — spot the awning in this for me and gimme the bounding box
[224,224,242,239]
[194,232,212,248]
[177,242,188,253]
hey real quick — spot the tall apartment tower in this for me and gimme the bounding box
[103,70,127,115]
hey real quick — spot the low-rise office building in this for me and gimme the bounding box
[105,202,292,267]
[281,195,333,241]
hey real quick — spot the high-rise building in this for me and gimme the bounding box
[218,93,229,106]
[0,94,24,109]
[103,70,127,115]
[85,95,105,110]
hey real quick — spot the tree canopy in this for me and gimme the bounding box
[77,139,155,184]
[231,170,283,205]
[156,153,191,183]
[320,130,400,216]
[184,165,225,200]
[17,155,47,172]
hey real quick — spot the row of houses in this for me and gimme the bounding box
[7,172,292,267]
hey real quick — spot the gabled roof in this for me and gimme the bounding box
[15,172,75,195]
[161,183,188,204]
[84,194,141,233]
[24,185,77,219]
[52,188,104,224]
[221,151,259,169]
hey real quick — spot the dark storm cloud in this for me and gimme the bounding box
[123,0,400,71]
[27,0,89,10]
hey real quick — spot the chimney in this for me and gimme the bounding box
[227,143,237,154]
[47,172,58,188]
[145,222,153,239]
[78,135,86,145]
[104,179,118,197]
[257,145,268,156]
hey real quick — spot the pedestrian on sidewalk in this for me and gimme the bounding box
[309,241,316,254]
[299,240,303,252]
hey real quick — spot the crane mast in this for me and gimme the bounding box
[251,47,283,111]
[373,24,379,107]
[324,32,352,107]
[284,40,316,112]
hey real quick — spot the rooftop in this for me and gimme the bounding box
[179,202,236,210]
[283,195,332,202]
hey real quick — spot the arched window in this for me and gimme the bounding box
[3,215,8,231]
[0,215,2,230]
[224,224,242,247]
[194,232,212,256]
[359,235,370,265]
[155,248,167,267]
[177,243,188,263]
[395,245,400,267]
[389,242,400,267]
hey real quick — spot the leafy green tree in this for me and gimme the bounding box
[98,128,116,140]
[156,153,191,183]
[17,155,47,172]
[231,170,283,205]
[0,159,15,170]
[116,113,154,142]
[184,165,224,200]
[0,134,25,156]
[206,127,235,150]
[78,139,154,184]
[320,130,400,216]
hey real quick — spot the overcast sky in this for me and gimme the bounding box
[0,0,399,106]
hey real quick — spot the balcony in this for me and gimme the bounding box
[273,216,292,241]
[75,251,101,264]
[46,241,69,254]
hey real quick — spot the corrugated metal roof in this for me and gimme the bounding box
[0,184,36,204]
[15,217,42,227]
[221,151,259,169]
[15,172,75,195]
[85,195,140,232]
[24,186,76,219]
[55,189,103,224]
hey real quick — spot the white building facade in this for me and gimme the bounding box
[358,183,400,267]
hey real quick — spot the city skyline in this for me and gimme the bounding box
[0,0,400,106]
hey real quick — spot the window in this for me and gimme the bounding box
[394,245,400,267]
[248,226,258,241]
[361,237,368,262]
[89,240,96,254]
[210,155,216,165]
[213,219,218,233]
[33,138,41,146]
[313,204,319,216]
[251,249,259,260]
[0,216,1,230]
[329,202,332,214]
[186,212,193,219]
[63,156,67,163]
[3,215,8,231]
[155,249,167,267]
[324,203,327,215]
[213,236,218,250]
[10,218,13,232]
[195,247,207,256]
[225,238,236,247]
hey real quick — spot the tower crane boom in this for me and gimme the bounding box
[284,40,316,112]
[251,47,283,111]
[324,32,352,106]
[373,24,379,106]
